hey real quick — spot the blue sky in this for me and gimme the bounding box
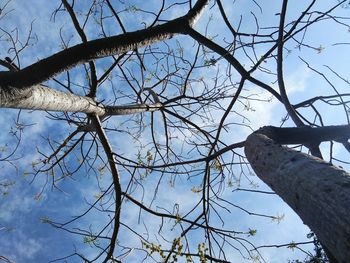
[0,0,349,262]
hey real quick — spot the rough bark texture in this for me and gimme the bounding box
[245,133,350,263]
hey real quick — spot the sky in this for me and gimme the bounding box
[0,0,350,262]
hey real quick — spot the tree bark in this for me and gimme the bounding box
[0,85,105,115]
[245,132,350,263]
[0,85,162,116]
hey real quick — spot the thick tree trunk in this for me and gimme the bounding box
[245,133,350,263]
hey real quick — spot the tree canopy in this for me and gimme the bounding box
[0,0,350,262]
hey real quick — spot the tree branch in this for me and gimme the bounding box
[91,115,122,263]
[255,125,350,146]
[0,0,209,89]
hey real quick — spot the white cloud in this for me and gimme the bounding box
[0,194,36,222]
[284,67,311,95]
[0,230,42,262]
[16,236,42,259]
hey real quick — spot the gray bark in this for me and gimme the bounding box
[0,85,105,115]
[0,85,162,116]
[245,133,350,263]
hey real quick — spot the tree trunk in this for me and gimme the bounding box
[245,133,350,263]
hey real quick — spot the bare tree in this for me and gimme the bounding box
[0,0,350,262]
